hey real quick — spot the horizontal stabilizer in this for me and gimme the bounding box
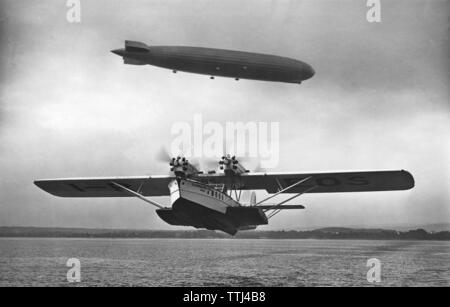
[124,58,145,65]
[256,205,305,210]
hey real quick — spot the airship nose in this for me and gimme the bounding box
[111,48,125,56]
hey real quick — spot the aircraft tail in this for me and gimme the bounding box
[125,40,150,53]
[250,191,256,206]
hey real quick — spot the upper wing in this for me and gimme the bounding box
[196,169,414,193]
[34,175,174,197]
[35,170,414,198]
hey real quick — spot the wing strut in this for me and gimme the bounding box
[265,185,317,219]
[264,185,317,212]
[255,176,312,206]
[111,182,166,209]
[252,176,318,219]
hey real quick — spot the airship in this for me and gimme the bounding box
[111,41,315,84]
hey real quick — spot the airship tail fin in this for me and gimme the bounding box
[125,40,150,53]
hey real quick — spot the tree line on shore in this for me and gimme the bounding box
[0,226,449,240]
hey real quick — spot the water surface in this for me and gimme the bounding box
[0,238,448,286]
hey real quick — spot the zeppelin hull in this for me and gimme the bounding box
[119,45,315,83]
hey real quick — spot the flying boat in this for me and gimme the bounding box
[35,155,414,235]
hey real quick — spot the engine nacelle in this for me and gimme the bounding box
[219,155,248,176]
[170,156,200,178]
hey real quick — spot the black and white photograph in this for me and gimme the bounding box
[0,0,449,292]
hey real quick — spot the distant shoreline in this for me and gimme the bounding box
[0,226,449,240]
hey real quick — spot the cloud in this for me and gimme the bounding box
[0,0,448,229]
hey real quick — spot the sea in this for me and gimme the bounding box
[0,238,448,287]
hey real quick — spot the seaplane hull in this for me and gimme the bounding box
[156,179,268,235]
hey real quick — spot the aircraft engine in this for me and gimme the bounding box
[170,156,200,178]
[219,155,248,175]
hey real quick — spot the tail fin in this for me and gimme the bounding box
[125,40,150,53]
[250,191,256,206]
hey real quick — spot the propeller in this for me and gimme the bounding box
[155,147,176,175]
[201,157,220,171]
[156,147,172,163]
[253,161,267,173]
[187,157,202,170]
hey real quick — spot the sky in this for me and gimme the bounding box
[0,0,448,230]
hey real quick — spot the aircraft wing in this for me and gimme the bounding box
[196,169,414,193]
[35,170,414,198]
[34,176,175,197]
